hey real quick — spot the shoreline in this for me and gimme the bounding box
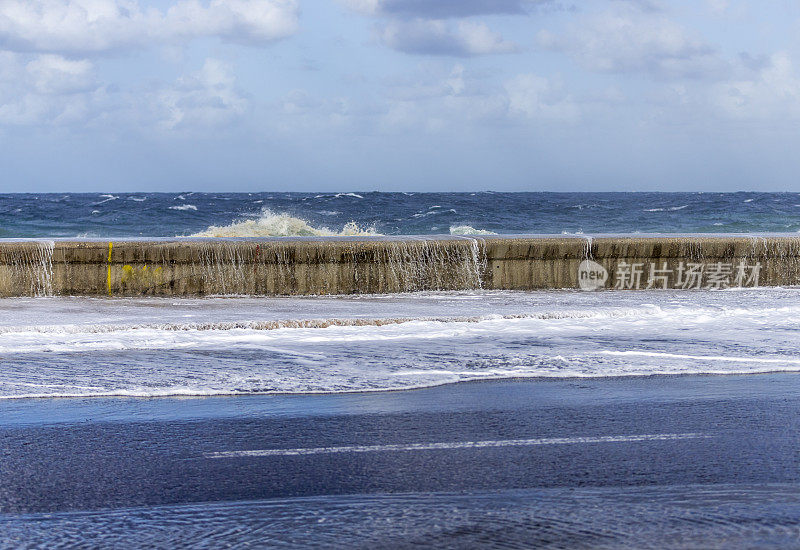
[6,370,797,405]
[3,372,800,427]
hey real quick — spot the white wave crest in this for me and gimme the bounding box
[169,204,198,211]
[190,209,380,237]
[644,205,689,212]
[93,194,118,205]
[449,225,497,236]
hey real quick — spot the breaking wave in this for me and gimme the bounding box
[449,225,498,236]
[190,209,380,237]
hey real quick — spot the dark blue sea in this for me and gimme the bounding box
[2,191,800,238]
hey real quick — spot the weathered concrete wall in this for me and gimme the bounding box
[0,236,798,296]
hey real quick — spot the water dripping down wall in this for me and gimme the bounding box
[0,241,55,297]
[196,238,489,295]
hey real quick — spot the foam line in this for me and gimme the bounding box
[205,433,710,458]
[0,308,658,335]
[601,350,800,364]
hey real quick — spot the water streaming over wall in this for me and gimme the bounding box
[381,238,487,292]
[0,241,54,297]
[197,238,488,295]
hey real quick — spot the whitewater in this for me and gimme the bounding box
[2,288,799,399]
[4,191,800,400]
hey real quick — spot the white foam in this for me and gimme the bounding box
[644,205,689,212]
[5,289,800,399]
[205,433,711,458]
[169,204,198,211]
[449,225,498,236]
[93,194,119,205]
[600,350,800,364]
[190,209,379,237]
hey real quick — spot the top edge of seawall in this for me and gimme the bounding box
[3,232,800,244]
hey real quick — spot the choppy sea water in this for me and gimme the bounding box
[1,288,799,399]
[4,191,800,237]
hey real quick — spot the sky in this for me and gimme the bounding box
[1,0,800,192]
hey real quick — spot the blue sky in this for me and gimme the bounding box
[1,0,799,192]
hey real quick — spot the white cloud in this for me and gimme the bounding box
[155,58,249,130]
[379,19,518,56]
[0,0,299,55]
[379,64,500,131]
[341,0,380,14]
[0,51,252,131]
[0,51,101,125]
[282,89,348,117]
[277,89,352,134]
[706,0,729,15]
[26,54,95,94]
[376,64,578,134]
[713,52,800,119]
[505,73,578,120]
[341,0,543,18]
[539,9,727,79]
[343,0,522,57]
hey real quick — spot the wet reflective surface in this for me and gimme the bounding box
[5,485,800,549]
[3,374,800,547]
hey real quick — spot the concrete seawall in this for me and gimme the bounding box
[1,236,799,296]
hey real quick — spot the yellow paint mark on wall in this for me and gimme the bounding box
[120,264,165,289]
[121,264,134,282]
[107,242,113,295]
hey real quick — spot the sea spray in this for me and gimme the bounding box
[449,225,497,236]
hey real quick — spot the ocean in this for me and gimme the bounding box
[3,191,800,238]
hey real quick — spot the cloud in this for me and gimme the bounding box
[26,54,95,94]
[379,19,518,56]
[0,51,251,131]
[379,64,478,130]
[0,51,102,125]
[616,0,665,13]
[376,64,577,134]
[0,0,299,55]
[155,58,249,130]
[505,73,578,120]
[705,0,730,15]
[713,52,800,120]
[344,0,525,57]
[539,9,728,79]
[343,0,549,18]
[282,89,348,117]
